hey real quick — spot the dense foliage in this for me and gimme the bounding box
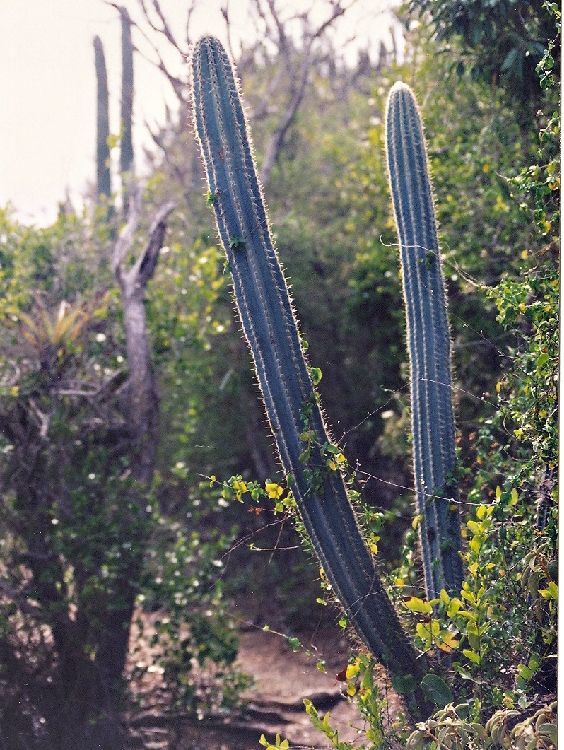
[260,4,558,749]
[0,0,558,747]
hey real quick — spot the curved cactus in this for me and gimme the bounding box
[191,37,431,717]
[385,82,463,599]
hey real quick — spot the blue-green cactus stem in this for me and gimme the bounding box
[385,81,463,599]
[192,37,431,718]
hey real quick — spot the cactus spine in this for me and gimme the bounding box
[93,35,111,200]
[191,37,432,718]
[385,82,463,599]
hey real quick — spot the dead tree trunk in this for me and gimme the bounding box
[91,194,175,732]
[112,194,175,482]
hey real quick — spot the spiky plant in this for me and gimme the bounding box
[191,36,432,718]
[118,6,134,212]
[93,35,111,201]
[385,82,463,599]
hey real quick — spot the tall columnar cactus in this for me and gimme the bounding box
[93,35,111,200]
[119,6,134,210]
[191,37,431,718]
[385,82,463,599]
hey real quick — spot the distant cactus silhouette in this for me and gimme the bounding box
[191,36,432,718]
[93,35,111,201]
[385,82,463,599]
[118,6,134,212]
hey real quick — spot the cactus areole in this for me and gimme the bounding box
[191,36,432,718]
[385,82,463,599]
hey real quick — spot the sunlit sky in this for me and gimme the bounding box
[0,0,400,225]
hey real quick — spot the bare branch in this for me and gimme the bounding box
[259,0,358,186]
[251,0,274,40]
[55,370,128,402]
[104,0,188,103]
[220,1,237,62]
[112,184,175,294]
[112,186,142,285]
[250,62,286,120]
[309,0,356,45]
[261,55,311,187]
[129,201,176,287]
[145,120,190,190]
[149,0,188,58]
[131,36,188,104]
[135,0,162,34]
[28,399,50,439]
[185,0,197,47]
[264,0,289,56]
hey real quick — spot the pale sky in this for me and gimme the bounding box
[0,0,400,225]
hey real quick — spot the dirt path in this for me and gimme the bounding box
[129,621,402,749]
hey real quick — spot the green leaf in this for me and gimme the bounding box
[310,367,323,385]
[404,596,433,614]
[421,673,453,707]
[463,648,481,665]
[391,673,417,695]
[536,351,549,370]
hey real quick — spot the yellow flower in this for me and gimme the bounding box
[482,163,490,173]
[265,482,284,499]
[232,479,247,499]
[346,662,360,680]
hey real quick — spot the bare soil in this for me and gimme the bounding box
[127,616,403,749]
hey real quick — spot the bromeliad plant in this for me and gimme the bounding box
[385,82,463,599]
[191,37,465,718]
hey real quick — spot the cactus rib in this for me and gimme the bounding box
[385,82,463,599]
[192,37,430,717]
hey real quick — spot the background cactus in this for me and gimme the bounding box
[385,82,463,599]
[118,6,134,213]
[191,36,431,717]
[93,35,111,201]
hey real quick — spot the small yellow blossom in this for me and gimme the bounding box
[346,662,360,680]
[265,482,284,499]
[232,479,247,499]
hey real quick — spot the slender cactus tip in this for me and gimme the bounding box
[191,35,226,66]
[389,80,411,95]
[384,81,463,599]
[194,34,222,48]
